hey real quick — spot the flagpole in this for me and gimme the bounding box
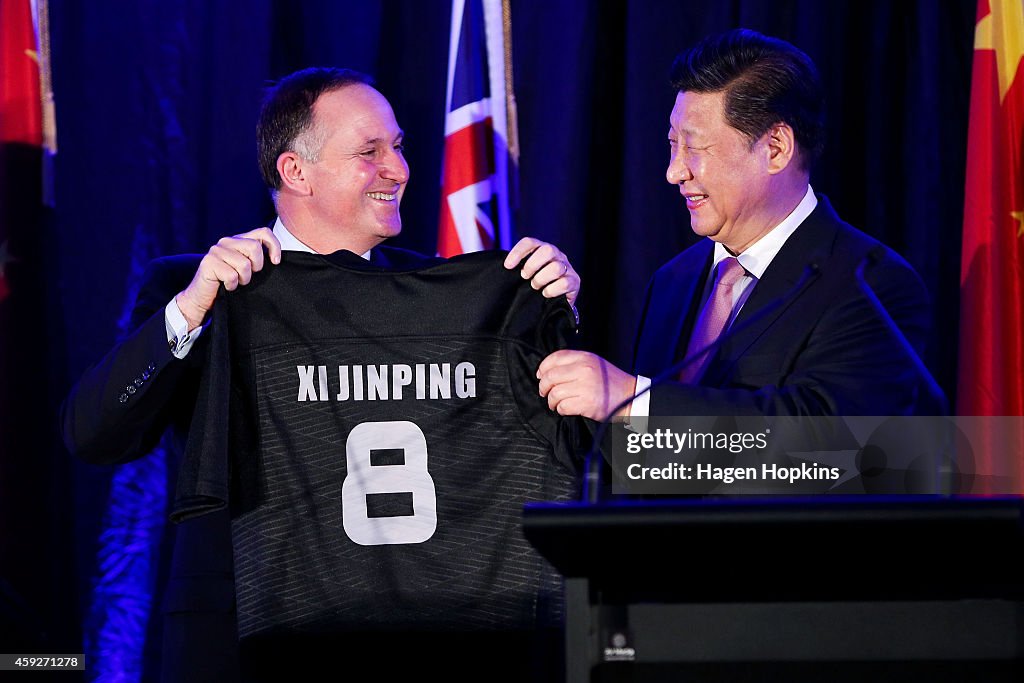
[36,0,56,207]
[501,0,518,164]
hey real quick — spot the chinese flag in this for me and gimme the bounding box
[0,0,43,300]
[958,0,1024,489]
[0,0,41,145]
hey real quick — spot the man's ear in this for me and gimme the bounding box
[765,122,796,175]
[277,151,311,195]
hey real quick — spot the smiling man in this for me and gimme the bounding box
[538,29,935,422]
[62,67,580,682]
[173,69,577,333]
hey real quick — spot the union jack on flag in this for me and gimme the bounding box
[437,0,519,257]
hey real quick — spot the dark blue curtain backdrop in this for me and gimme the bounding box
[13,0,975,675]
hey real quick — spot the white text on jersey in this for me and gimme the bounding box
[296,363,478,401]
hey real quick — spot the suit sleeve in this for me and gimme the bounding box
[649,252,936,418]
[60,257,203,464]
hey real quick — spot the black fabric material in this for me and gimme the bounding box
[239,628,564,683]
[173,249,581,521]
[167,246,440,521]
[171,249,581,648]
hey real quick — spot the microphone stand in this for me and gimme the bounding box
[855,248,948,416]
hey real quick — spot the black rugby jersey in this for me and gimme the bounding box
[173,249,581,641]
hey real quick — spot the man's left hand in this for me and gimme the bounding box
[504,237,580,306]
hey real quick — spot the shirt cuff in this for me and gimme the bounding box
[165,298,203,359]
[626,375,651,434]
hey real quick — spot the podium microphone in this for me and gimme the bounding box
[581,260,821,503]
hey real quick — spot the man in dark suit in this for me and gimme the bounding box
[61,67,581,682]
[538,29,933,422]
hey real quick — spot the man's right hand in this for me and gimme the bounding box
[175,227,282,330]
[537,350,637,420]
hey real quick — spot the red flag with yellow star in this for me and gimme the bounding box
[0,0,44,301]
[958,0,1024,484]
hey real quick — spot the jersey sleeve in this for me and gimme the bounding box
[505,290,586,478]
[170,296,233,523]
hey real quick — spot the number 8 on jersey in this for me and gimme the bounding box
[341,420,438,545]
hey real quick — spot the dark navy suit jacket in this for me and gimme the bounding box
[633,195,935,417]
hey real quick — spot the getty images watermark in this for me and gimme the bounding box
[609,416,1024,496]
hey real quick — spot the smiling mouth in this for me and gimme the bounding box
[685,193,709,208]
[367,191,397,201]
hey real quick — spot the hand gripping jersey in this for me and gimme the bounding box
[172,249,581,642]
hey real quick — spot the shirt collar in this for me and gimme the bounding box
[712,184,817,279]
[272,217,371,260]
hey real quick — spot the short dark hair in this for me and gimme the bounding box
[256,67,375,190]
[670,29,825,170]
